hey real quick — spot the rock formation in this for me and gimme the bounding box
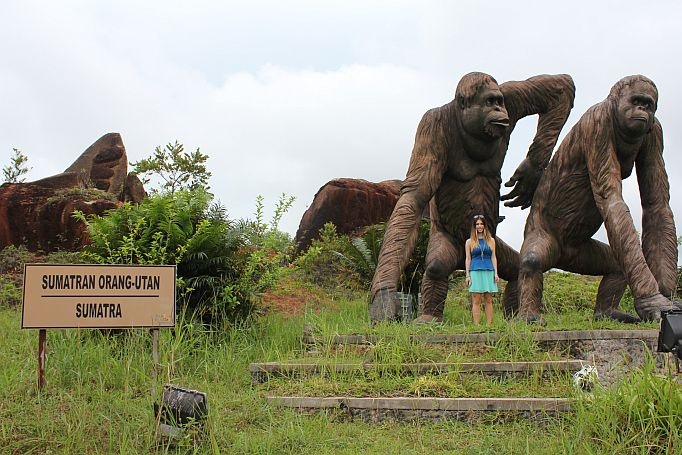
[0,133,145,252]
[294,178,404,254]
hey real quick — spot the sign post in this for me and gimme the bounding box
[22,264,176,389]
[152,328,160,396]
[38,329,46,390]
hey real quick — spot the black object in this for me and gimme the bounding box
[155,384,208,438]
[658,309,682,360]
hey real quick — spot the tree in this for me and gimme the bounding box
[3,148,31,183]
[131,141,211,194]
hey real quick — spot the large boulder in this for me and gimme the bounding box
[294,178,404,254]
[64,132,130,196]
[0,133,145,252]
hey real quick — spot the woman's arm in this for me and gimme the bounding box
[465,239,472,286]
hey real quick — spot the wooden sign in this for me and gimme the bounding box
[22,264,176,329]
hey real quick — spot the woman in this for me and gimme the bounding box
[465,215,499,325]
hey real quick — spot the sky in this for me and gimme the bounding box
[2,0,682,259]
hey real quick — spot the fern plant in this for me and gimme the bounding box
[74,189,256,323]
[294,220,430,296]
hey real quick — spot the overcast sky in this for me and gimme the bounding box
[2,0,681,258]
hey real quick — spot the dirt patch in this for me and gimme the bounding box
[260,280,336,317]
[261,292,309,316]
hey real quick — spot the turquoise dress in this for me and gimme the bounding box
[469,239,498,293]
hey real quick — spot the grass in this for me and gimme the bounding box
[0,269,679,454]
[0,305,572,454]
[261,371,576,399]
[302,276,657,338]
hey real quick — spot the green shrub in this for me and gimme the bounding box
[0,246,86,308]
[293,223,357,290]
[294,220,430,296]
[234,194,296,311]
[0,245,33,274]
[43,250,87,265]
[0,276,22,307]
[75,190,260,324]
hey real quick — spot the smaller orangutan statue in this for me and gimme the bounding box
[369,72,575,322]
[517,75,679,323]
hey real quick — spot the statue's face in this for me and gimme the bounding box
[461,83,509,140]
[616,81,657,138]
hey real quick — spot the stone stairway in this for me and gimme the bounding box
[251,328,659,423]
[250,359,584,383]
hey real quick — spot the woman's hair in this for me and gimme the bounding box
[468,215,494,251]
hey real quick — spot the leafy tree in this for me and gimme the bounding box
[131,141,211,194]
[3,148,31,183]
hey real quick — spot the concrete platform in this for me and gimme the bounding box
[269,396,573,422]
[302,329,658,346]
[250,359,584,383]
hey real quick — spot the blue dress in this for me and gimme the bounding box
[469,239,498,293]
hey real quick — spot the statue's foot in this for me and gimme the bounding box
[413,314,444,324]
[594,309,640,324]
[517,311,546,326]
[369,290,400,323]
[502,303,518,320]
[634,293,677,322]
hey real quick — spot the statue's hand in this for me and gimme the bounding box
[501,158,543,209]
[634,293,676,322]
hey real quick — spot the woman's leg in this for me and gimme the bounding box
[484,292,494,325]
[471,293,482,325]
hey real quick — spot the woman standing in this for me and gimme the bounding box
[465,215,499,325]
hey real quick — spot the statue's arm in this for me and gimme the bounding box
[636,119,678,296]
[501,74,575,208]
[588,138,660,299]
[370,109,447,298]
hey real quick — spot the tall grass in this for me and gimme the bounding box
[0,268,677,454]
[0,304,572,454]
[563,356,682,454]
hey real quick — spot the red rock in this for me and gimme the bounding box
[294,178,404,254]
[0,133,145,252]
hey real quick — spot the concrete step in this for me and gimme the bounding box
[268,396,573,423]
[250,359,584,383]
[302,329,658,347]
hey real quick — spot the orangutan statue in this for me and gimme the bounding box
[516,75,679,323]
[369,72,575,322]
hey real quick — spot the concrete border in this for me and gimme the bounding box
[250,359,583,383]
[269,396,573,423]
[302,329,658,346]
[270,396,572,411]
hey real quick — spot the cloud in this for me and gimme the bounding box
[1,0,681,263]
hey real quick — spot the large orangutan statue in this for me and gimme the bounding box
[369,72,575,322]
[517,75,678,323]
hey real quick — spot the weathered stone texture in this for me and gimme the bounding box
[0,133,145,252]
[294,178,403,254]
